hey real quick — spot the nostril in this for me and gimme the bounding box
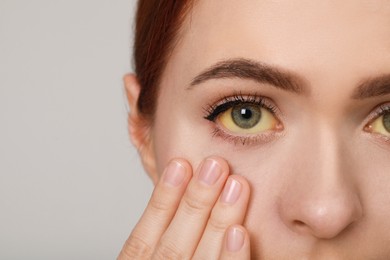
[293,220,305,226]
[292,220,309,234]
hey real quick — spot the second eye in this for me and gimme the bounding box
[217,103,281,134]
[365,110,390,137]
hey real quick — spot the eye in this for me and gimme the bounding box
[204,94,283,140]
[218,103,280,134]
[365,109,390,137]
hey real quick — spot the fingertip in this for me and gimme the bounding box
[220,225,251,259]
[161,158,192,187]
[226,225,246,252]
[203,155,230,176]
[169,158,193,180]
[229,175,251,197]
[170,158,192,172]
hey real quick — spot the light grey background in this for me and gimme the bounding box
[0,0,153,259]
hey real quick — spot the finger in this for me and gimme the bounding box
[118,159,192,260]
[192,175,250,259]
[152,156,230,259]
[219,225,251,260]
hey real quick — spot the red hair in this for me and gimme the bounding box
[134,0,193,119]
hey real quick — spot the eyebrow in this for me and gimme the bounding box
[352,74,390,99]
[189,58,390,100]
[189,58,307,94]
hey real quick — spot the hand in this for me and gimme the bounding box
[118,156,251,259]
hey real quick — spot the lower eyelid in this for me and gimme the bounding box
[210,121,285,146]
[362,130,390,151]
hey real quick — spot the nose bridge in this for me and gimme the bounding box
[307,122,341,185]
[291,120,344,191]
[279,122,363,239]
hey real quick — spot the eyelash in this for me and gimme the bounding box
[203,95,390,146]
[367,103,390,122]
[365,103,390,139]
[203,92,281,145]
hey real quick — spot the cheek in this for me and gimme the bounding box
[354,143,390,216]
[152,106,214,177]
[152,86,287,190]
[152,99,286,196]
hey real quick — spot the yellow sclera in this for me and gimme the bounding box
[218,106,279,134]
[369,115,390,136]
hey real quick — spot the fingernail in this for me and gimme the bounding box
[227,226,245,252]
[198,159,222,185]
[221,178,241,204]
[163,160,186,187]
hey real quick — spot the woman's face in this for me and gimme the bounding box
[149,0,390,258]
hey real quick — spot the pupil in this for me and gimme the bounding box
[240,108,252,119]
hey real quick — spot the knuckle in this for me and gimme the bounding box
[181,190,209,215]
[149,194,171,212]
[153,242,184,260]
[207,214,230,233]
[118,234,152,260]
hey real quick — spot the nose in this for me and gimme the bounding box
[282,187,362,239]
[278,128,363,239]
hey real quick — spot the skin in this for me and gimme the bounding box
[120,0,390,259]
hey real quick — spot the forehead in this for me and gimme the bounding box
[167,0,390,89]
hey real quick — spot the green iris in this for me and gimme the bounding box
[384,112,390,132]
[231,104,262,129]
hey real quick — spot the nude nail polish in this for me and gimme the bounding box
[198,159,222,185]
[227,226,245,252]
[221,178,241,204]
[163,160,186,187]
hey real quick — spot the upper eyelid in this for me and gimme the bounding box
[203,94,280,120]
[365,102,390,124]
[376,104,390,114]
